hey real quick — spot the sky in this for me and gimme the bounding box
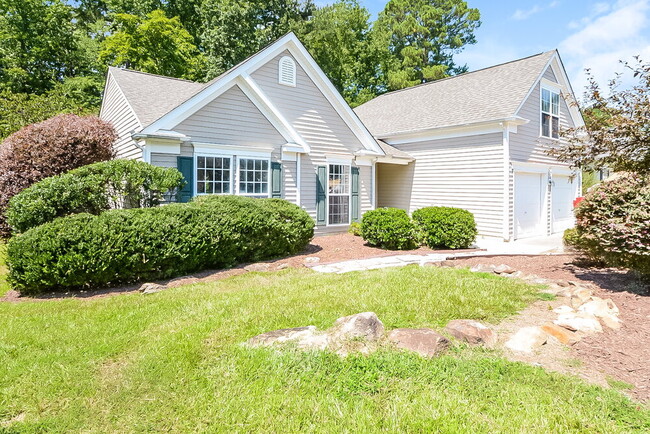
[355,0,650,97]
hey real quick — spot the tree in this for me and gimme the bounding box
[295,0,382,107]
[0,114,116,237]
[99,9,206,80]
[550,58,650,175]
[0,0,90,93]
[372,0,480,91]
[200,0,313,77]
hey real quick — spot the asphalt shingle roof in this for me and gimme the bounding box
[354,50,556,137]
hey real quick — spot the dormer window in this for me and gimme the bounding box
[541,87,560,139]
[278,56,296,87]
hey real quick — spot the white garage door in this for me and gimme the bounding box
[552,175,576,233]
[515,172,544,239]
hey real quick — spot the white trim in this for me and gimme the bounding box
[237,157,272,198]
[512,161,572,174]
[353,156,374,167]
[371,161,376,209]
[193,143,272,158]
[278,56,297,87]
[501,123,511,241]
[147,142,181,154]
[296,153,301,207]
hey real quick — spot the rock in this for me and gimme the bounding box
[503,270,525,279]
[140,282,165,294]
[599,314,622,330]
[572,288,593,303]
[423,261,442,267]
[541,323,580,345]
[247,326,328,350]
[553,305,575,314]
[505,327,548,353]
[328,312,384,342]
[554,312,603,333]
[304,257,321,263]
[244,263,271,272]
[387,328,450,357]
[555,280,571,287]
[438,260,458,268]
[493,264,516,274]
[578,297,619,318]
[275,263,290,270]
[469,264,495,273]
[444,319,497,347]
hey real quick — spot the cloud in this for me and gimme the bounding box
[512,1,560,20]
[558,0,650,96]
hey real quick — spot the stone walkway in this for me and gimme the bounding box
[311,254,449,273]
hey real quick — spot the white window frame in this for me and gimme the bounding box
[326,163,351,226]
[278,56,296,87]
[540,85,561,139]
[237,157,272,198]
[195,154,233,196]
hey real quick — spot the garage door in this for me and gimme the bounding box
[552,175,576,233]
[515,172,544,238]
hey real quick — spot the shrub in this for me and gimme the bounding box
[361,208,415,250]
[412,207,477,249]
[0,114,116,237]
[7,196,314,294]
[7,160,185,234]
[572,173,650,276]
[348,221,362,236]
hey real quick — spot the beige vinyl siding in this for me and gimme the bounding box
[376,163,414,211]
[382,133,505,238]
[509,65,574,165]
[173,84,285,156]
[100,73,142,160]
[149,143,193,168]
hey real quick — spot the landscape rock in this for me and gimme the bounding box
[553,305,575,314]
[554,312,603,333]
[328,312,385,342]
[541,322,580,345]
[244,263,271,272]
[599,314,622,330]
[247,326,328,350]
[578,297,619,318]
[444,319,497,347]
[503,270,525,279]
[493,264,516,274]
[572,288,593,303]
[304,257,321,264]
[275,263,290,270]
[140,283,166,294]
[505,327,548,353]
[469,264,495,273]
[387,328,450,357]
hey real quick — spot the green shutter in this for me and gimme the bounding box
[351,166,360,222]
[316,165,327,225]
[271,162,282,198]
[176,156,194,203]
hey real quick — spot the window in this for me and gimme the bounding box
[278,56,296,86]
[328,164,350,225]
[197,156,231,194]
[541,88,560,139]
[238,158,269,196]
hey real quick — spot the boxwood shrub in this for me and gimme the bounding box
[6,159,185,234]
[360,208,415,250]
[412,206,477,249]
[7,196,314,294]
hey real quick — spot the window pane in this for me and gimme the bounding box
[541,89,550,113]
[197,157,205,169]
[551,92,560,115]
[329,195,349,224]
[205,183,213,194]
[552,116,560,138]
[197,181,205,194]
[542,113,550,137]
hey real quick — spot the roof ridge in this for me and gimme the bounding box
[110,66,201,84]
[365,49,557,103]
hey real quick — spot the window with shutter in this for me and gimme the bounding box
[278,56,296,87]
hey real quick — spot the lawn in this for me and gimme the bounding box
[0,256,648,432]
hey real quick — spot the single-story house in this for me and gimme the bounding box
[100,32,584,240]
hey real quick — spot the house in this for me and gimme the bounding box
[100,33,584,241]
[355,50,584,240]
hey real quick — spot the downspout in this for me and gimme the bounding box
[296,153,302,208]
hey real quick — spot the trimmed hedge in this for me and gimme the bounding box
[412,206,477,249]
[7,160,185,234]
[360,208,416,250]
[571,173,650,276]
[7,196,314,294]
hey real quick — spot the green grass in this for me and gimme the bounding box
[0,265,648,432]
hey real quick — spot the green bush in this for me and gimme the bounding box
[572,173,650,276]
[412,207,477,249]
[563,228,580,248]
[348,221,361,236]
[6,160,185,234]
[361,208,415,250]
[7,196,314,294]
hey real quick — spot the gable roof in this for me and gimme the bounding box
[354,50,558,138]
[107,67,204,127]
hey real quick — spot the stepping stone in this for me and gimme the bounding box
[388,328,450,357]
[505,327,547,353]
[444,319,497,347]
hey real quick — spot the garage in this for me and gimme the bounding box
[551,174,577,233]
[515,172,545,238]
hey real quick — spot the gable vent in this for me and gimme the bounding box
[278,56,296,87]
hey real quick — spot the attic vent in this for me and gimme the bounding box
[278,56,296,87]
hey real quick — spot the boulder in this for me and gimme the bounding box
[493,264,516,274]
[244,263,271,272]
[275,262,290,270]
[572,288,593,303]
[247,326,328,350]
[328,312,385,342]
[387,328,450,357]
[469,264,495,273]
[503,270,525,279]
[554,312,603,333]
[578,297,619,318]
[552,305,575,314]
[599,314,622,330]
[541,322,580,345]
[140,283,166,294]
[505,327,547,353]
[444,319,497,347]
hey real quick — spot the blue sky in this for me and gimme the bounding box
[354,0,650,96]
